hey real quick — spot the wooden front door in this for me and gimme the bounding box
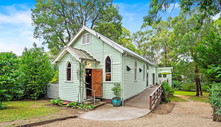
[92,69,103,97]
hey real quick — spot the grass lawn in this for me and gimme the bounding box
[173,91,209,102]
[171,96,188,102]
[0,100,59,123]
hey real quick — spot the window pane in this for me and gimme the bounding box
[82,34,86,44]
[106,74,111,81]
[67,68,71,81]
[158,74,162,78]
[68,62,71,67]
[87,34,91,43]
[163,74,167,78]
[106,56,111,72]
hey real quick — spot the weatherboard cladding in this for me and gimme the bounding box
[56,26,159,101]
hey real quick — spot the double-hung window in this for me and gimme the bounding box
[82,33,91,45]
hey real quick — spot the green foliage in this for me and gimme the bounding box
[162,82,174,103]
[20,43,54,100]
[208,82,221,115]
[0,102,6,110]
[202,84,210,91]
[111,82,121,98]
[50,70,59,84]
[144,0,220,25]
[182,83,196,92]
[66,102,78,108]
[172,80,182,90]
[32,0,122,56]
[52,99,95,110]
[0,52,23,109]
[51,97,62,105]
[194,30,221,83]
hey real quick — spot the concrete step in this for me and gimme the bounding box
[92,101,106,108]
[83,99,101,105]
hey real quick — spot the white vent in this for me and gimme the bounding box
[82,33,91,45]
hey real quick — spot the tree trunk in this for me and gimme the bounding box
[199,78,203,96]
[195,65,199,96]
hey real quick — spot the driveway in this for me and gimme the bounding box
[37,102,220,127]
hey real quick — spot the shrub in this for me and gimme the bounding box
[67,102,78,108]
[50,71,59,84]
[172,80,182,90]
[51,97,61,105]
[20,43,54,99]
[202,84,210,91]
[0,52,23,109]
[51,99,95,110]
[162,82,174,103]
[182,83,196,91]
[208,82,221,116]
[111,82,121,98]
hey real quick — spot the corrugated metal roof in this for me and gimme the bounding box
[68,47,98,61]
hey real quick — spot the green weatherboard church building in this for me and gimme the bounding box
[53,26,172,105]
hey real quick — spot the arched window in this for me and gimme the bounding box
[105,56,111,81]
[134,60,137,81]
[66,61,72,81]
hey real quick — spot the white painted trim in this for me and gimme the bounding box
[112,62,121,65]
[67,26,85,47]
[104,55,112,82]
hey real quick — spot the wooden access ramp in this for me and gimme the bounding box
[125,85,162,110]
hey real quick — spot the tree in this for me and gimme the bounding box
[20,43,54,99]
[169,12,215,96]
[194,30,221,83]
[144,0,221,25]
[0,52,23,109]
[32,0,122,55]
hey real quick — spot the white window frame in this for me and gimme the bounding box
[105,56,112,82]
[65,61,72,82]
[134,60,137,81]
[81,33,91,45]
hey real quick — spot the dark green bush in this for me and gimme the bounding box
[172,80,182,90]
[162,82,174,103]
[0,52,23,109]
[202,84,210,91]
[208,82,221,116]
[20,43,53,99]
[182,83,196,91]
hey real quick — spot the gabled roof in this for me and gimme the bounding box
[53,46,98,63]
[53,26,156,66]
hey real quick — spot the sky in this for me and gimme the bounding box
[0,0,220,56]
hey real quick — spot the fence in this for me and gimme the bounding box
[47,83,59,99]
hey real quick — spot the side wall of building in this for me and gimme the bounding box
[58,53,80,102]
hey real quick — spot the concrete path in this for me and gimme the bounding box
[125,86,158,108]
[80,87,158,121]
[79,104,151,121]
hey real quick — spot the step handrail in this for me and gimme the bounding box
[79,85,96,105]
